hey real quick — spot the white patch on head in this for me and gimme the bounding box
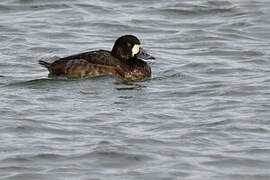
[132,44,141,56]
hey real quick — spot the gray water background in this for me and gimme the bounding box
[1,0,270,179]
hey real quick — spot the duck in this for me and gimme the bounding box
[39,35,155,81]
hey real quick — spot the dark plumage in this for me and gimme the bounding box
[39,35,155,81]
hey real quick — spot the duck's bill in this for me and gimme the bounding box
[136,48,155,61]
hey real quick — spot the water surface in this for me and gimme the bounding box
[1,0,270,179]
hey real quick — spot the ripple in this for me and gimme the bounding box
[71,150,154,169]
[203,157,270,171]
[33,153,65,160]
[6,78,70,89]
[2,172,52,180]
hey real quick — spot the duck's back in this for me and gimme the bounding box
[43,50,122,77]
[58,50,120,66]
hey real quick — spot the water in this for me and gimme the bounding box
[1,0,270,179]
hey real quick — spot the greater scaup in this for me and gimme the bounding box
[39,35,155,81]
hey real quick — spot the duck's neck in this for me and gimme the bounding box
[111,48,131,62]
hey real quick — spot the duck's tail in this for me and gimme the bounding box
[39,60,51,70]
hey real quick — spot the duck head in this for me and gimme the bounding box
[111,35,155,61]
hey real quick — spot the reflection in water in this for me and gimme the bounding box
[115,82,145,91]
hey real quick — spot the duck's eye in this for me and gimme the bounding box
[127,42,132,47]
[132,44,140,56]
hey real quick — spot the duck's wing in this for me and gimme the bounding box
[39,50,121,77]
[58,50,118,66]
[64,59,124,79]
